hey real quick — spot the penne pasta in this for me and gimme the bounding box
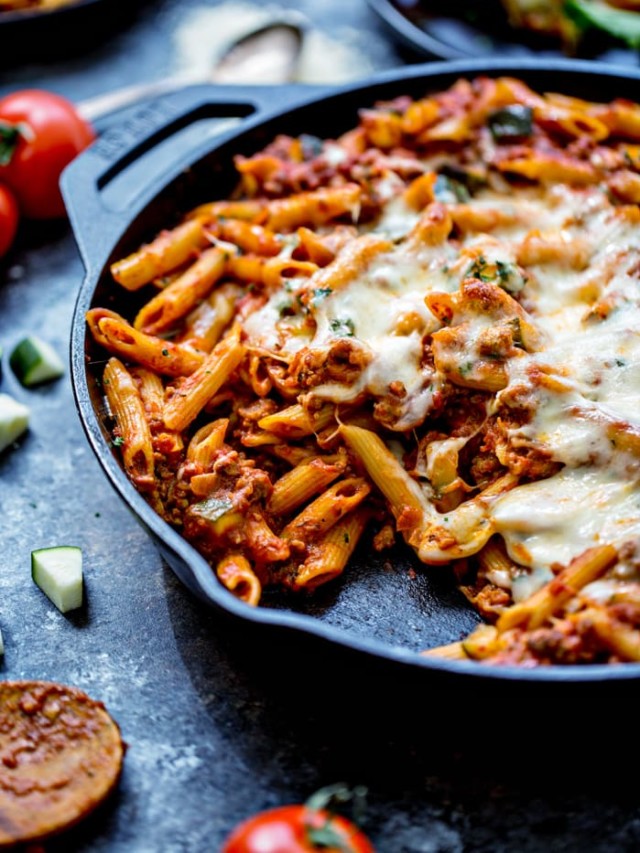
[291,508,369,591]
[216,553,262,607]
[267,455,345,517]
[111,219,207,291]
[134,245,229,335]
[87,308,204,377]
[103,358,157,500]
[163,327,245,432]
[280,477,371,543]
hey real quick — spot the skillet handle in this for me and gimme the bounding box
[61,83,327,274]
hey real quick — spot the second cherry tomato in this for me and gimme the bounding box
[221,804,375,853]
[0,89,95,219]
[0,182,19,258]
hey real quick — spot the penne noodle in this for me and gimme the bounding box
[134,245,229,335]
[216,553,262,607]
[176,283,241,353]
[163,328,245,432]
[86,309,204,377]
[258,403,335,439]
[103,358,157,498]
[264,184,362,232]
[267,456,345,516]
[186,418,229,466]
[340,425,427,540]
[111,219,207,291]
[291,508,369,591]
[497,545,618,632]
[281,477,371,542]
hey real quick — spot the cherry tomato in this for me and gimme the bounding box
[0,89,95,219]
[0,182,19,258]
[221,804,375,853]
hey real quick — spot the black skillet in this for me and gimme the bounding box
[62,58,640,694]
[366,0,640,64]
[0,0,145,64]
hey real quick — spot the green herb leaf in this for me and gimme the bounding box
[467,256,494,282]
[112,436,125,447]
[488,105,533,143]
[434,173,470,204]
[329,317,355,337]
[312,287,333,306]
[438,163,487,195]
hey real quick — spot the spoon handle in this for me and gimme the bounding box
[77,73,203,123]
[77,20,305,124]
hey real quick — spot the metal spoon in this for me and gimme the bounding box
[78,19,305,123]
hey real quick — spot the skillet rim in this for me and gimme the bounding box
[365,0,640,63]
[68,56,640,686]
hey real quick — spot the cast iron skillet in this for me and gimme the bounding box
[366,0,640,63]
[62,58,640,690]
[0,0,146,64]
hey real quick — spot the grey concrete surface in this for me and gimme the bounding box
[0,2,638,850]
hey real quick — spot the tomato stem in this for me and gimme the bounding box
[305,782,368,816]
[304,783,369,851]
[0,121,34,166]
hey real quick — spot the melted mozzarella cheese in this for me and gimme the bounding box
[243,174,640,580]
[309,249,445,428]
[493,466,640,570]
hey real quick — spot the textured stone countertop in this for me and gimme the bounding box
[1,2,639,850]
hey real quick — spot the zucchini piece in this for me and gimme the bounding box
[487,104,533,142]
[565,0,640,49]
[31,546,83,613]
[9,336,65,387]
[0,392,29,452]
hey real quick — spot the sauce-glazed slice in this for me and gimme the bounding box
[0,680,125,846]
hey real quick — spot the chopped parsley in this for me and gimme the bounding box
[329,317,355,337]
[312,287,333,306]
[495,260,526,293]
[467,256,494,282]
[434,173,470,204]
[468,256,526,293]
[112,436,125,447]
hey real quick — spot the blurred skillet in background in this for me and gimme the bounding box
[0,0,148,65]
[366,0,640,63]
